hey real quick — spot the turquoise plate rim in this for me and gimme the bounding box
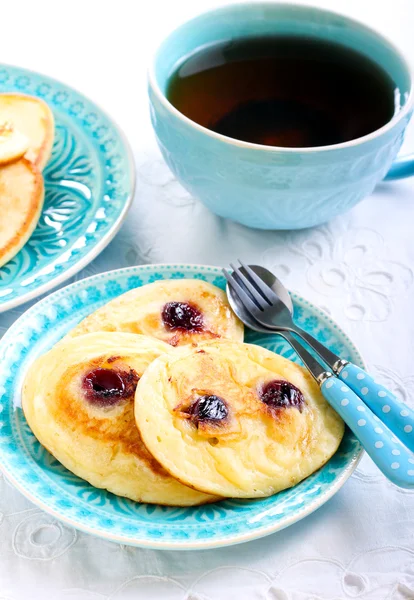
[0,264,365,550]
[0,63,135,313]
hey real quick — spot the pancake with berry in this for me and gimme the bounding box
[135,340,344,498]
[22,332,216,506]
[66,279,243,347]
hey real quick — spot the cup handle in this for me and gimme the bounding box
[384,153,414,180]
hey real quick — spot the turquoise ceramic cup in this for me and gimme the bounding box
[148,3,414,230]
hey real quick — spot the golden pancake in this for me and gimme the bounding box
[135,340,344,498]
[67,279,244,347]
[0,158,44,268]
[0,93,54,170]
[22,332,216,506]
[0,120,29,165]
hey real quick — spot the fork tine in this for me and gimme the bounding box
[230,263,268,310]
[231,266,262,306]
[238,259,280,305]
[222,269,264,314]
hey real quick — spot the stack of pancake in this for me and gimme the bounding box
[0,94,54,267]
[23,279,344,506]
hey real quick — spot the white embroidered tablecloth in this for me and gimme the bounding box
[1,0,413,598]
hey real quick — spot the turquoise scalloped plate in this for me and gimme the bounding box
[0,265,364,550]
[0,64,135,313]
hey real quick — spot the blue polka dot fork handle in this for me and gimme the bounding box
[278,327,414,455]
[277,331,414,489]
[223,264,414,488]
[320,371,414,488]
[332,362,414,453]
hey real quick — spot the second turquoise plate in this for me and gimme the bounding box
[0,64,134,312]
[0,264,364,549]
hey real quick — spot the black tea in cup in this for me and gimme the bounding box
[167,36,399,147]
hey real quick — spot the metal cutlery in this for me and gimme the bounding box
[224,261,414,488]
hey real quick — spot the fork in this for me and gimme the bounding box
[223,262,414,488]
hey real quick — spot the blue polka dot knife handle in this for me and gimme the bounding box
[321,376,414,488]
[339,364,414,453]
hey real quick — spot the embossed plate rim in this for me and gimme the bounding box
[0,264,365,550]
[0,63,135,313]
